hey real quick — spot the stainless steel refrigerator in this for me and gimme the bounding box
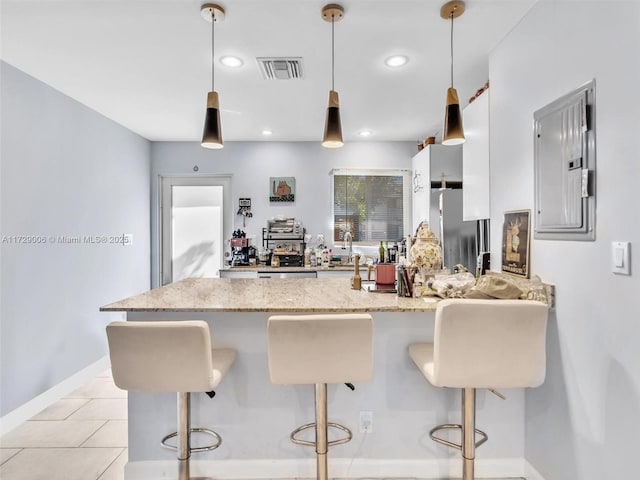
[429,187,477,273]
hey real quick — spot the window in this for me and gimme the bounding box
[331,168,410,245]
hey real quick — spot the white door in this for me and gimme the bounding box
[160,176,231,285]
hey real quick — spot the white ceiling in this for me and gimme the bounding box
[0,0,535,143]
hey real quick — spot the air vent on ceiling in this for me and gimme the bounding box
[257,57,304,80]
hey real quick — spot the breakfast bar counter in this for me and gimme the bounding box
[100,277,530,480]
[100,277,438,313]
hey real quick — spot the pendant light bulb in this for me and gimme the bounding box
[440,1,465,146]
[200,4,225,150]
[322,4,344,149]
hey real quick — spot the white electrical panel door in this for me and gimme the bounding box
[534,80,595,241]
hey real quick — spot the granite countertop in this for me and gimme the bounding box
[100,277,438,313]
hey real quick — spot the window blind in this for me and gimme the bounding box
[332,169,409,244]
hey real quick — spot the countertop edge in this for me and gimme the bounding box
[100,306,437,313]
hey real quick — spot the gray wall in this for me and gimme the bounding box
[0,61,151,416]
[489,3,640,479]
[150,141,414,287]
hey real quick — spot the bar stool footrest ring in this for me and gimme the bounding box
[290,422,353,447]
[161,427,222,453]
[429,423,488,451]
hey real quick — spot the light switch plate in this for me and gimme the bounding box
[612,241,631,275]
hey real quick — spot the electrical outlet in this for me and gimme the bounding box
[359,411,373,434]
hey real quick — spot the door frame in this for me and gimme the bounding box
[159,175,233,286]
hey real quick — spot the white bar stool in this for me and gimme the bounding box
[267,314,374,480]
[106,321,236,480]
[409,299,548,480]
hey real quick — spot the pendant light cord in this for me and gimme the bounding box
[211,9,216,91]
[450,13,454,88]
[331,14,335,91]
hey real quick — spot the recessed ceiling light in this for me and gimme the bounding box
[220,56,243,68]
[262,129,273,136]
[358,130,373,137]
[384,55,409,68]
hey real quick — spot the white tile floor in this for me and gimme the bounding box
[0,371,524,480]
[0,369,127,480]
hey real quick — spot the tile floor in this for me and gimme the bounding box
[0,369,128,480]
[0,372,523,480]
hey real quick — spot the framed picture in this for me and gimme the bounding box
[269,177,295,202]
[501,209,531,278]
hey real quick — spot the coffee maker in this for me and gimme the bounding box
[230,230,250,266]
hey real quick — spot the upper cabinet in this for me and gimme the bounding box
[462,91,490,221]
[411,144,462,233]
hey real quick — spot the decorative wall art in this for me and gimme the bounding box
[501,209,531,278]
[269,177,295,202]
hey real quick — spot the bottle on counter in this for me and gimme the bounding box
[384,241,389,263]
[304,248,311,267]
[378,241,385,263]
[310,248,316,266]
[328,249,333,264]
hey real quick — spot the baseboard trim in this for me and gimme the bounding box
[125,457,528,479]
[0,355,110,436]
[524,460,547,480]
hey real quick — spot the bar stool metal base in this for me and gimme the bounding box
[290,422,352,447]
[289,383,353,480]
[429,424,487,451]
[161,427,222,453]
[159,392,222,480]
[429,388,486,480]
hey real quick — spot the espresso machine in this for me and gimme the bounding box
[230,230,250,266]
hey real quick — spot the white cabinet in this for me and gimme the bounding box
[411,144,462,234]
[462,91,490,221]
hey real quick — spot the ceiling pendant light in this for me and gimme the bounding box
[321,4,344,149]
[201,3,225,149]
[441,1,465,146]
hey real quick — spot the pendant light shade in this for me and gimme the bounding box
[322,4,344,149]
[443,87,465,145]
[323,90,343,148]
[200,3,225,150]
[441,1,465,146]
[202,91,223,149]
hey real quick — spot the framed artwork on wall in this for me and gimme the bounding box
[501,209,531,278]
[269,177,295,202]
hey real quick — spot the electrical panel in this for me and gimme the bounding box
[534,80,596,241]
